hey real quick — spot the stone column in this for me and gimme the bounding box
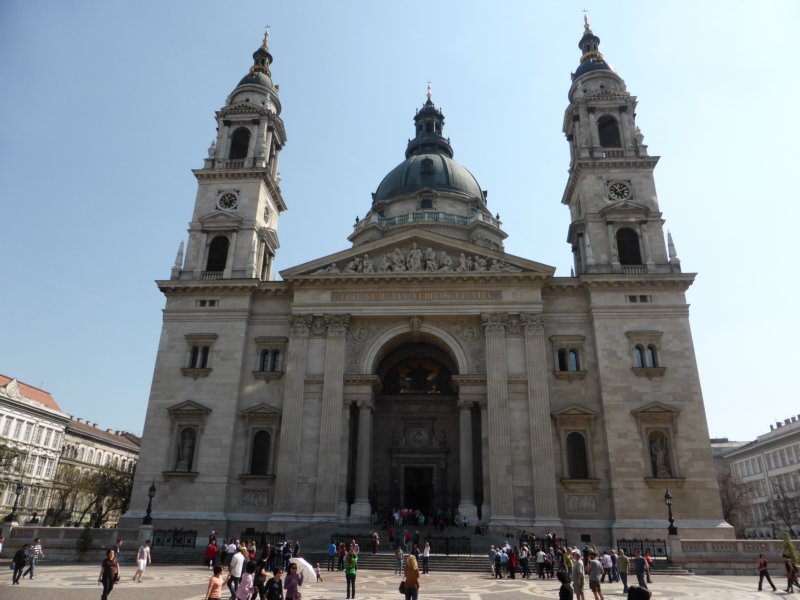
[521,314,562,528]
[314,315,349,516]
[351,400,374,518]
[273,316,312,515]
[607,223,620,272]
[641,222,655,269]
[481,313,514,521]
[458,399,478,522]
[337,399,352,518]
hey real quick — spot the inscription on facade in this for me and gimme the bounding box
[332,290,502,303]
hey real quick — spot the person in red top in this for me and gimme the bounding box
[205,540,218,569]
[758,553,777,592]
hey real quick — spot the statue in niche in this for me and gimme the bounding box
[207,140,216,158]
[176,428,196,471]
[650,433,672,478]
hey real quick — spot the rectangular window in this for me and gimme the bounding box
[42,429,52,447]
[23,422,33,441]
[51,432,60,449]
[32,426,42,445]
[13,419,23,439]
[44,460,53,479]
[1,416,11,436]
[25,456,35,475]
[35,457,44,477]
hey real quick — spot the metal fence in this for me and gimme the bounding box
[152,528,197,549]
[616,538,668,558]
[238,530,287,546]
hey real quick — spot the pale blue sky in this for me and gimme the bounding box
[1,1,797,441]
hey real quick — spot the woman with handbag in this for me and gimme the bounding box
[98,548,120,600]
[402,554,421,600]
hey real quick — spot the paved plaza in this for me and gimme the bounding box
[0,563,792,599]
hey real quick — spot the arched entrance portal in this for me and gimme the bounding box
[366,342,471,521]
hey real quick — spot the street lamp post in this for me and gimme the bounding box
[4,482,24,523]
[664,488,678,535]
[142,481,156,525]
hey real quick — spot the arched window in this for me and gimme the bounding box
[206,236,229,272]
[566,432,589,479]
[597,116,622,148]
[260,350,271,372]
[229,127,251,160]
[634,345,645,368]
[249,430,271,475]
[95,452,103,465]
[87,449,94,464]
[425,122,433,133]
[78,447,85,461]
[271,350,281,371]
[616,228,642,265]
[646,345,658,368]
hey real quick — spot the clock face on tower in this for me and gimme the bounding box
[608,182,631,201]
[218,192,239,210]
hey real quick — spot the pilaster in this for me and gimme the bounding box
[521,313,562,528]
[314,315,350,516]
[481,313,514,521]
[273,315,311,514]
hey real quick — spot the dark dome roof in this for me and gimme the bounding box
[236,71,272,89]
[374,153,483,203]
[573,57,614,79]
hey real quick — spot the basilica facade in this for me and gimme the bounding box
[124,22,732,544]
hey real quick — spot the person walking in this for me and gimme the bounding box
[265,568,284,600]
[570,550,585,600]
[617,549,630,594]
[205,539,218,569]
[631,550,648,590]
[204,565,225,600]
[11,543,29,585]
[132,539,151,583]
[227,545,245,597]
[785,554,800,593]
[98,548,120,600]
[22,537,45,580]
[338,542,346,571]
[587,551,604,600]
[403,554,421,600]
[644,550,653,584]
[344,548,358,599]
[757,553,777,592]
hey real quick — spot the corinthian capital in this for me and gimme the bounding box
[289,315,313,336]
[481,312,507,335]
[520,313,545,335]
[324,314,351,336]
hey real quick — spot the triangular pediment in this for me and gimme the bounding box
[281,229,555,279]
[240,402,282,417]
[167,400,212,415]
[599,199,650,218]
[551,404,600,419]
[631,401,681,416]
[199,210,244,228]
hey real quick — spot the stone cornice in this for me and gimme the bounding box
[157,279,290,296]
[580,273,696,291]
[192,169,286,211]
[288,271,552,287]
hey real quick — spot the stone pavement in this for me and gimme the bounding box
[0,563,793,599]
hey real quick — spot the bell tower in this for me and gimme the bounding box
[174,31,287,281]
[562,17,680,275]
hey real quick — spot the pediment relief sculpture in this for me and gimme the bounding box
[312,242,522,275]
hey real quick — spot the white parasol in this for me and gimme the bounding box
[289,556,316,584]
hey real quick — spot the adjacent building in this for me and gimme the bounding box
[125,21,731,544]
[0,375,140,526]
[723,416,800,537]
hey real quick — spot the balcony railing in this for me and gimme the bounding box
[201,271,223,280]
[622,265,647,274]
[354,210,501,232]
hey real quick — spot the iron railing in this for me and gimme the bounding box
[238,530,286,546]
[616,538,668,558]
[332,533,471,556]
[152,528,197,549]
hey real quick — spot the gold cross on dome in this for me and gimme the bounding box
[426,81,432,102]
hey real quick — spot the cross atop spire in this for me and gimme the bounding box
[582,9,591,31]
[262,25,270,49]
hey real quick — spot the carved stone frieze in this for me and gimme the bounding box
[441,320,484,373]
[346,320,385,372]
[312,241,522,275]
[288,315,312,337]
[521,313,546,335]
[324,314,351,337]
